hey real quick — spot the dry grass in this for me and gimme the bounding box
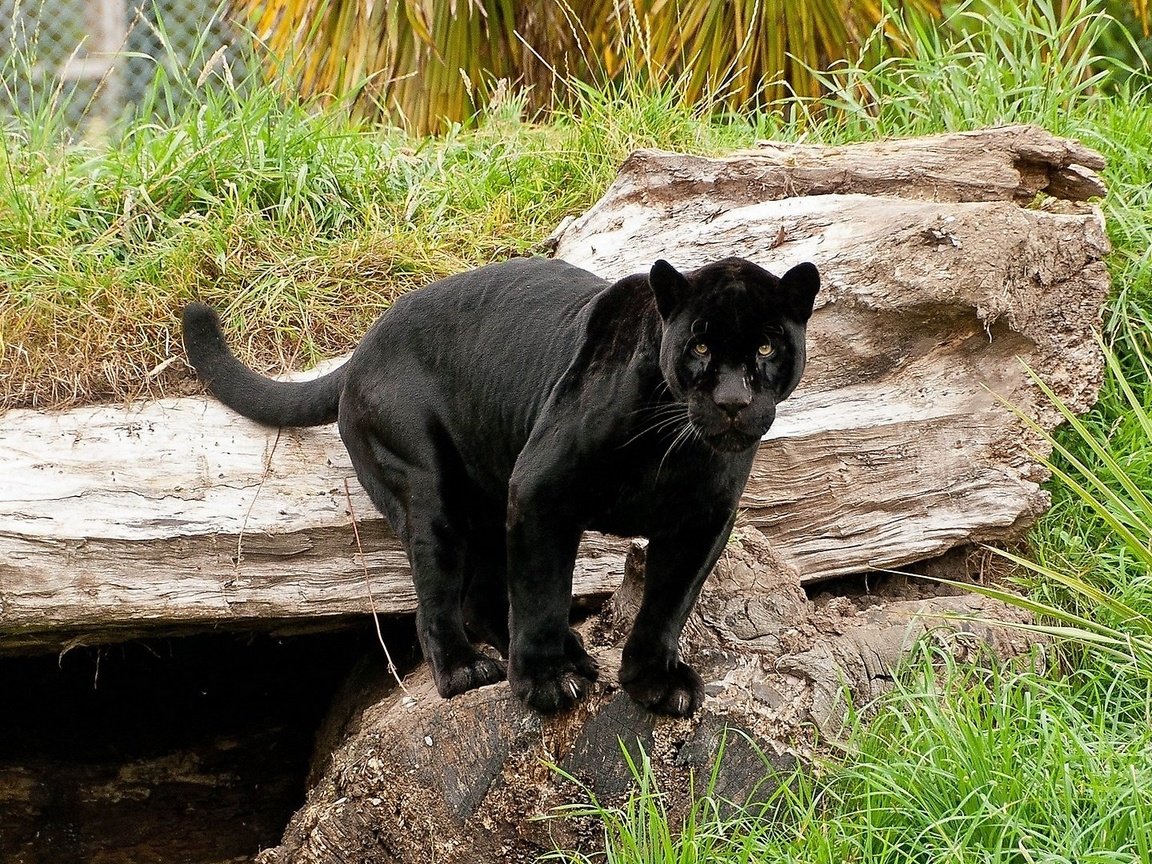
[0,219,527,410]
[1,231,418,409]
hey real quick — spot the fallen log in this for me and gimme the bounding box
[0,125,1109,654]
[0,400,629,652]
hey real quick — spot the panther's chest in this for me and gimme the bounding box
[583,442,754,539]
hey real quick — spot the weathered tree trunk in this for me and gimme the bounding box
[0,399,628,652]
[0,125,1108,655]
[256,530,1037,864]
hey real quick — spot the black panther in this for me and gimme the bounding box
[183,255,818,716]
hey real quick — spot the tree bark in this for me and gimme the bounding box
[256,530,1038,864]
[0,125,1109,654]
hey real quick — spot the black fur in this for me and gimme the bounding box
[183,256,819,715]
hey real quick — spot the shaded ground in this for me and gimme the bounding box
[0,623,416,864]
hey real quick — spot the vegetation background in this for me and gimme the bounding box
[2,0,1152,860]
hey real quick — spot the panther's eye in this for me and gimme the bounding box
[757,342,775,358]
[691,343,710,357]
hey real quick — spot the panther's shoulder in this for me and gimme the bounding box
[580,272,663,367]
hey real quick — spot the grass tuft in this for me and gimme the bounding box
[793,0,1142,141]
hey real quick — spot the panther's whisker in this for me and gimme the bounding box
[672,421,698,455]
[657,417,698,480]
[646,378,673,403]
[621,404,691,448]
[628,400,685,421]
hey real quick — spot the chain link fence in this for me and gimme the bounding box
[1,0,249,129]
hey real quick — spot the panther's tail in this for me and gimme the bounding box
[182,302,346,427]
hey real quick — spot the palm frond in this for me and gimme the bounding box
[230,0,942,133]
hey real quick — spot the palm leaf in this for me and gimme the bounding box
[230,0,943,133]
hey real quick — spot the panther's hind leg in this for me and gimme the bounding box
[341,421,505,699]
[461,513,511,657]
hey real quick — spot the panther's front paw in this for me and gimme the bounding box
[619,658,704,717]
[509,655,596,714]
[565,629,600,682]
[433,652,507,699]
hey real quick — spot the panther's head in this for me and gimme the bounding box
[650,256,819,453]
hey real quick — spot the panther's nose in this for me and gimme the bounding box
[717,396,750,418]
[713,374,751,418]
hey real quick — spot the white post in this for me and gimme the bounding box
[57,0,127,128]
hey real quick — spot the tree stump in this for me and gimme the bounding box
[257,530,1036,864]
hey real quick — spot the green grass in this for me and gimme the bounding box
[814,663,1152,863]
[548,650,1152,864]
[543,742,742,864]
[4,0,1152,861]
[795,0,1131,140]
[0,77,571,406]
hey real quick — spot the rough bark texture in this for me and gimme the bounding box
[256,530,1037,864]
[0,125,1109,654]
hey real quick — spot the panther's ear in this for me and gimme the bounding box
[649,259,689,320]
[780,262,820,323]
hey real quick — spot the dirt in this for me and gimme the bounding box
[0,625,417,864]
